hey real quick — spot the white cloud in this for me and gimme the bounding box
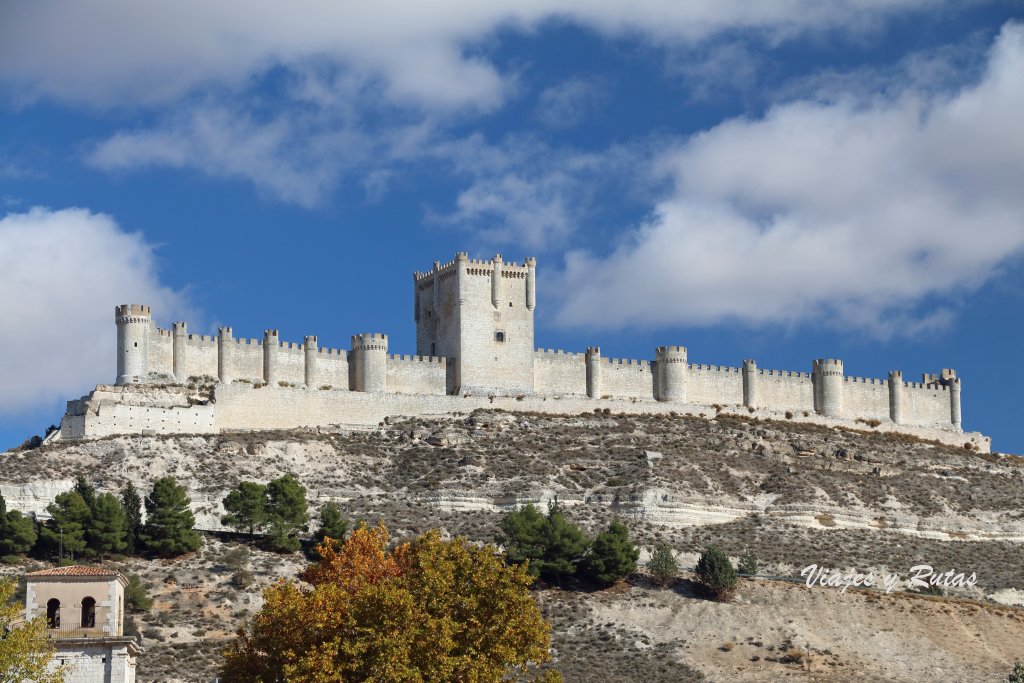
[0,208,191,413]
[535,78,607,129]
[554,22,1024,336]
[0,0,945,111]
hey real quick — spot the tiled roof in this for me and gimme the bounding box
[26,566,120,578]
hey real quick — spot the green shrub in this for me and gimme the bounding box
[499,501,590,584]
[695,546,737,601]
[125,574,153,612]
[582,520,639,585]
[737,551,758,575]
[647,543,679,586]
[1008,660,1024,683]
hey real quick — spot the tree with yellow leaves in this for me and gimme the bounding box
[0,578,64,683]
[220,524,561,682]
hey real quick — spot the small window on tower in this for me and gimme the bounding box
[495,331,506,343]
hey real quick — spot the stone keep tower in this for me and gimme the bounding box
[414,253,536,395]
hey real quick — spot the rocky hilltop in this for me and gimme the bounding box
[2,410,1023,681]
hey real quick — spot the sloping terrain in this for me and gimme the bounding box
[2,410,1023,681]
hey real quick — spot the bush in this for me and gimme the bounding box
[499,502,590,584]
[647,543,679,586]
[1008,660,1024,683]
[695,546,737,601]
[737,551,758,575]
[231,569,255,589]
[581,520,639,585]
[125,574,153,612]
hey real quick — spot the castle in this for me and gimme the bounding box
[58,253,990,451]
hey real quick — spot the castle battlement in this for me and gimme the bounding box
[69,251,988,450]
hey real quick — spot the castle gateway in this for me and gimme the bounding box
[58,254,989,452]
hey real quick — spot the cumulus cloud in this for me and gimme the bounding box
[88,103,372,207]
[0,208,191,413]
[554,22,1024,336]
[0,1,945,110]
[428,135,658,249]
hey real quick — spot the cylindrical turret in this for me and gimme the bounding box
[656,346,688,402]
[115,304,151,385]
[263,330,279,386]
[586,347,602,399]
[525,257,536,311]
[304,336,318,388]
[949,377,962,431]
[172,321,188,382]
[888,370,903,425]
[218,327,233,384]
[351,333,388,392]
[813,359,844,418]
[742,359,758,408]
[491,254,504,308]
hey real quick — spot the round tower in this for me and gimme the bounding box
[525,257,536,311]
[351,333,388,392]
[304,335,318,388]
[742,359,758,408]
[263,330,279,386]
[888,370,903,425]
[491,254,504,308]
[218,327,233,384]
[586,347,602,399]
[115,304,151,385]
[656,346,688,402]
[813,359,844,418]
[949,376,962,431]
[172,321,188,382]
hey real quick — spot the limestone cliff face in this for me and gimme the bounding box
[4,410,1022,593]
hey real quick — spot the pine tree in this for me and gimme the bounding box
[0,510,38,555]
[314,502,348,544]
[121,482,143,555]
[73,475,97,511]
[539,502,590,582]
[264,475,308,553]
[40,490,90,560]
[581,520,639,585]
[140,477,201,556]
[499,502,590,583]
[695,545,737,601]
[87,492,127,559]
[647,543,679,587]
[221,481,268,538]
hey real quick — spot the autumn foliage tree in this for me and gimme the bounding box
[0,578,64,683]
[220,524,560,682]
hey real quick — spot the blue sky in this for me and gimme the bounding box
[1,1,1022,452]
